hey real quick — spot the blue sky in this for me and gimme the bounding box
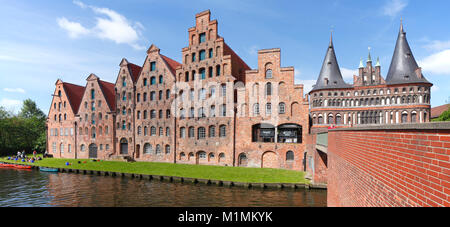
[1,0,449,114]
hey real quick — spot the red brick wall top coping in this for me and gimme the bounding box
[329,122,450,132]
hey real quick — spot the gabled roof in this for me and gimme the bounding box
[98,80,116,111]
[311,34,351,92]
[127,63,142,83]
[161,54,181,76]
[62,82,85,114]
[385,23,430,85]
[223,42,251,71]
[431,104,450,119]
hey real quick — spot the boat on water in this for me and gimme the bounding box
[0,163,16,168]
[39,167,59,172]
[13,165,32,169]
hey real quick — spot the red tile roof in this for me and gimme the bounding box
[128,63,142,83]
[431,104,450,119]
[98,80,116,111]
[62,82,85,114]
[223,42,251,71]
[161,54,182,75]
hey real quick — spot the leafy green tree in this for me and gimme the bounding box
[19,99,46,120]
[0,99,47,156]
[433,108,450,122]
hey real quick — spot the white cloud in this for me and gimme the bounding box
[73,0,87,9]
[57,17,90,38]
[296,79,316,94]
[3,88,25,93]
[247,45,260,56]
[423,40,450,52]
[383,0,408,17]
[0,98,22,112]
[419,49,450,75]
[341,67,358,81]
[57,1,145,50]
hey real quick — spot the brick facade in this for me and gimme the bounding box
[327,123,450,207]
[46,10,309,171]
[47,80,84,158]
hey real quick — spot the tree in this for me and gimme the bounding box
[433,108,450,122]
[0,99,47,156]
[19,99,46,120]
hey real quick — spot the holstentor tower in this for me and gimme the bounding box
[309,23,432,133]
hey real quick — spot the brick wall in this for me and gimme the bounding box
[327,123,450,207]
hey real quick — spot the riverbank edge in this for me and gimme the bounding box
[2,162,327,190]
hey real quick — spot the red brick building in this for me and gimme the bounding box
[46,10,309,171]
[46,11,434,175]
[75,74,116,159]
[310,24,432,134]
[47,80,84,158]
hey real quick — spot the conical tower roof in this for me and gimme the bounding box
[311,34,351,92]
[385,23,430,85]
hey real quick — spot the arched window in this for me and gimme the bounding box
[180,127,186,138]
[286,151,294,161]
[411,112,417,123]
[165,145,170,154]
[253,103,260,115]
[265,69,273,79]
[401,112,408,123]
[219,125,226,137]
[279,103,286,114]
[328,115,334,125]
[155,145,161,154]
[198,127,206,139]
[266,103,272,115]
[209,126,216,137]
[188,127,195,138]
[159,75,163,84]
[151,126,156,136]
[198,151,207,159]
[144,143,152,154]
[265,83,272,96]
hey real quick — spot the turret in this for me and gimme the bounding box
[310,33,351,92]
[385,22,430,85]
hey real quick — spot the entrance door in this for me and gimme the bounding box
[120,138,128,155]
[89,144,98,159]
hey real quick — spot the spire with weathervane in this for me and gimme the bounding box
[385,20,430,85]
[311,31,351,92]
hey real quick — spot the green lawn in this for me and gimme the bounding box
[0,156,309,184]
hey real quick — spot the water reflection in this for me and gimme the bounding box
[0,168,326,207]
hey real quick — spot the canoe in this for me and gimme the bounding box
[0,163,16,168]
[14,165,32,169]
[39,167,59,172]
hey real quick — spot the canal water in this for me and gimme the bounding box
[0,168,327,207]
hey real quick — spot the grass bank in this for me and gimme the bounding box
[0,156,309,184]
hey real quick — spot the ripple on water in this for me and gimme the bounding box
[0,168,326,207]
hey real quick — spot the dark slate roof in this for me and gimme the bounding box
[311,35,352,93]
[385,23,430,85]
